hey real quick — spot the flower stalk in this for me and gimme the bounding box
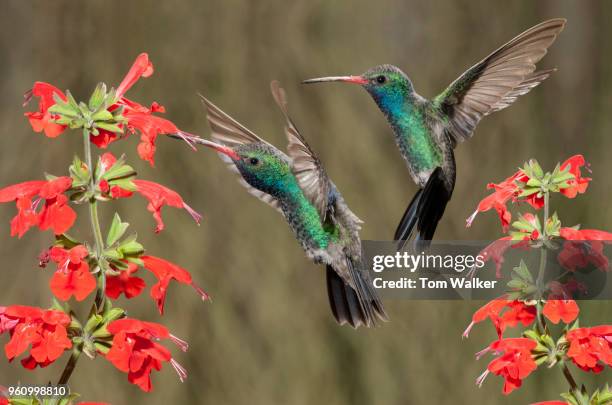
[0,53,207,401]
[464,155,612,403]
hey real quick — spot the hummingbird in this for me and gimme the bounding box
[303,18,566,244]
[178,81,387,328]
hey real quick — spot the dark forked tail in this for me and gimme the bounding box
[326,263,388,329]
[394,167,454,248]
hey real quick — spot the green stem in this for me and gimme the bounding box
[561,362,578,393]
[535,191,550,333]
[57,343,82,385]
[54,130,107,388]
[83,128,106,310]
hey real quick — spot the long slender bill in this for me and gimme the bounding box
[168,133,240,160]
[302,75,368,85]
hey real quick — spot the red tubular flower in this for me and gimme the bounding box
[559,227,612,241]
[105,262,146,299]
[542,300,579,324]
[1,305,72,369]
[566,326,612,373]
[38,177,76,235]
[557,240,608,272]
[466,171,526,231]
[140,255,209,315]
[105,318,187,392]
[463,297,535,339]
[559,155,590,198]
[23,82,68,138]
[0,177,75,237]
[78,402,111,405]
[133,180,201,233]
[24,54,191,165]
[531,402,569,405]
[0,180,45,237]
[115,53,154,99]
[48,245,96,302]
[0,307,18,334]
[476,338,538,395]
[475,237,512,278]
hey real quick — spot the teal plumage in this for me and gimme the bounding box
[304,19,566,243]
[181,82,387,328]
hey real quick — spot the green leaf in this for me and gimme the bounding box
[530,159,544,179]
[526,177,541,187]
[88,82,107,111]
[84,314,103,333]
[103,248,123,260]
[91,109,114,122]
[119,240,144,256]
[48,102,79,117]
[109,178,137,191]
[106,213,129,246]
[518,187,540,198]
[507,279,525,289]
[95,122,123,134]
[515,260,534,283]
[103,164,136,181]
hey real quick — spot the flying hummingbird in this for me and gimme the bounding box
[303,19,566,244]
[178,81,387,328]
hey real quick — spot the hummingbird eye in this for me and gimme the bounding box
[248,157,259,166]
[375,75,387,84]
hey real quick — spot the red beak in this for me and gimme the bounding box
[302,75,368,85]
[197,139,240,161]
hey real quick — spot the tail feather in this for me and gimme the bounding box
[395,167,453,249]
[326,265,388,329]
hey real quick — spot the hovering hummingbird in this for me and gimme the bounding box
[179,81,387,328]
[303,18,566,244]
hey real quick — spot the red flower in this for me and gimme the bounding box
[24,53,191,165]
[559,155,590,198]
[23,82,67,138]
[531,402,569,405]
[115,53,154,99]
[105,262,146,299]
[133,180,201,233]
[105,318,187,392]
[463,297,535,339]
[38,177,76,235]
[140,255,209,315]
[467,171,526,231]
[1,305,72,369]
[48,245,96,302]
[0,307,19,334]
[557,240,608,272]
[566,326,612,372]
[475,237,513,278]
[0,177,75,237]
[476,338,538,394]
[559,227,612,241]
[79,402,111,405]
[542,300,579,324]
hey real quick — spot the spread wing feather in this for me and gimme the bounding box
[200,95,284,214]
[434,18,565,146]
[270,80,331,220]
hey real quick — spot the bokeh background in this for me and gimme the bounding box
[1,1,611,404]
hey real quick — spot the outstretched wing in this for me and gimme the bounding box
[433,18,565,146]
[200,94,284,214]
[270,80,331,220]
[200,94,272,148]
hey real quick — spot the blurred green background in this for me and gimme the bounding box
[1,1,611,404]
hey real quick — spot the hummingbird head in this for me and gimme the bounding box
[303,64,414,115]
[201,140,293,197]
